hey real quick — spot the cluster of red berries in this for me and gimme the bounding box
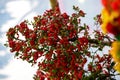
[6,6,116,80]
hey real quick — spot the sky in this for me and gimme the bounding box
[0,0,119,80]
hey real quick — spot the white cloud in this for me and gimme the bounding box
[0,50,6,56]
[0,34,37,80]
[24,12,37,21]
[6,1,31,19]
[0,9,6,14]
[0,20,16,32]
[78,0,85,3]
[0,58,37,80]
[0,0,32,33]
[0,1,38,80]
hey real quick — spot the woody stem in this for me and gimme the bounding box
[49,0,60,11]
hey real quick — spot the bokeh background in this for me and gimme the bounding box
[0,0,106,80]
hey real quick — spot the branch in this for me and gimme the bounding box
[68,36,112,46]
[49,0,60,11]
[88,39,112,46]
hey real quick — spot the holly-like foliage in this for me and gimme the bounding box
[5,6,118,80]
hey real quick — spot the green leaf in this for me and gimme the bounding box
[52,69,57,73]
[115,35,120,41]
[117,52,120,59]
[63,76,68,80]
[73,6,79,12]
[50,61,54,64]
[15,52,19,57]
[111,62,115,67]
[29,60,33,63]
[4,43,8,47]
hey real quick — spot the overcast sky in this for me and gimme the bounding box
[1,0,118,80]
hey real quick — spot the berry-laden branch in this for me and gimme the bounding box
[5,0,120,80]
[49,0,113,47]
[50,0,58,9]
[50,0,60,12]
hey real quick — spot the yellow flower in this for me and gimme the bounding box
[101,9,110,23]
[101,8,119,23]
[110,11,119,22]
[101,8,119,34]
[101,22,107,34]
[101,9,109,34]
[114,63,120,73]
[110,41,120,63]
